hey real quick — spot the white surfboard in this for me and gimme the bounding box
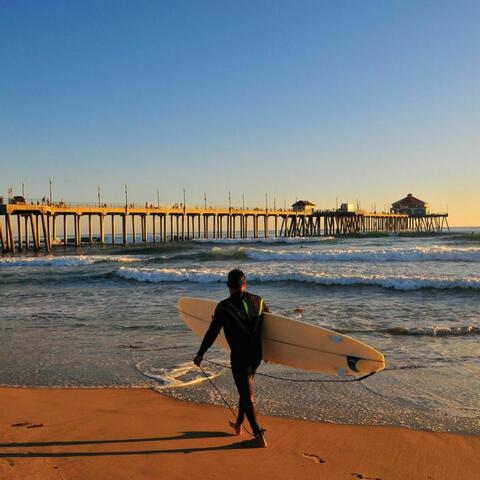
[178,297,385,377]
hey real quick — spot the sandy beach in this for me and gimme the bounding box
[3,1,480,478]
[0,387,479,480]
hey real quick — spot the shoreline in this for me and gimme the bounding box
[3,381,478,437]
[1,387,479,480]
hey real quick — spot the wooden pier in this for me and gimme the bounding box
[0,202,449,254]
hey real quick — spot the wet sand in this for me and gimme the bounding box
[0,387,479,480]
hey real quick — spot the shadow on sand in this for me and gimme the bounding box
[0,430,257,457]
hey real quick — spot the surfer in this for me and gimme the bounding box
[193,269,269,448]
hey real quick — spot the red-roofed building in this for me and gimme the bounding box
[391,193,430,216]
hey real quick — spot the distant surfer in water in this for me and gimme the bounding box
[193,269,269,448]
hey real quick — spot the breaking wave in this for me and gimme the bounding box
[117,266,226,283]
[337,325,480,337]
[383,325,480,337]
[157,246,248,262]
[191,236,335,245]
[244,246,480,263]
[116,266,480,291]
[0,255,148,267]
[149,245,480,264]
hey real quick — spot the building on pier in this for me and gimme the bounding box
[391,193,430,216]
[291,200,316,214]
[338,203,356,213]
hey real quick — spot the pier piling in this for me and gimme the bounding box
[0,202,449,254]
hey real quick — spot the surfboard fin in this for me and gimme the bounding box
[346,355,361,373]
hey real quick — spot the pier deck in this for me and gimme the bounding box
[0,202,449,254]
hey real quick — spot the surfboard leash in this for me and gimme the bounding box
[202,359,377,383]
[196,364,255,437]
[195,361,375,438]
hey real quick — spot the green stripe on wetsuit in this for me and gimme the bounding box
[242,298,263,319]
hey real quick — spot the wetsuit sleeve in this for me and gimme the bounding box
[262,301,270,313]
[197,307,224,357]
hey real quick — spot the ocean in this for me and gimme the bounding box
[1,228,479,434]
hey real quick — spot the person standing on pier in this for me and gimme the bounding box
[193,269,269,448]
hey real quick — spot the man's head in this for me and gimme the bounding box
[227,269,246,294]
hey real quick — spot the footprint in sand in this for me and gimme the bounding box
[351,473,382,480]
[11,422,44,428]
[303,452,325,464]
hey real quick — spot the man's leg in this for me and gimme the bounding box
[236,399,245,425]
[236,363,259,426]
[231,364,261,436]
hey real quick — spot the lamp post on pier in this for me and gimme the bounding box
[157,189,160,208]
[97,186,101,207]
[49,178,52,204]
[124,184,128,209]
[204,193,207,209]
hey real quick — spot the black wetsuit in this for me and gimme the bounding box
[197,291,268,436]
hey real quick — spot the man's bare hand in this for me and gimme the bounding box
[193,355,203,367]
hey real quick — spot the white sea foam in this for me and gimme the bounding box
[161,245,480,263]
[135,361,225,388]
[117,266,226,283]
[244,246,480,263]
[116,266,480,291]
[385,325,479,337]
[0,254,147,267]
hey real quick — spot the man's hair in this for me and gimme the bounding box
[227,269,246,289]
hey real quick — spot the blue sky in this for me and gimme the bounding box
[1,1,479,224]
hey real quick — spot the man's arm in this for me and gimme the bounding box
[193,307,224,365]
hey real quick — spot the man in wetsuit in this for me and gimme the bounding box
[193,269,268,448]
